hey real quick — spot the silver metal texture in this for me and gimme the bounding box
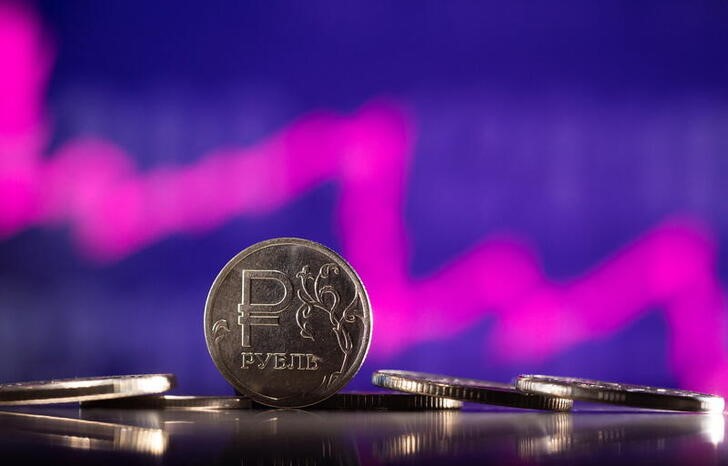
[81,395,252,410]
[308,391,463,410]
[0,374,176,406]
[516,374,725,412]
[205,238,372,408]
[372,370,573,411]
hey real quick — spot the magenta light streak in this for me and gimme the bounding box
[1,4,727,395]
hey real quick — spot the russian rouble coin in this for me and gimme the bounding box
[81,395,252,410]
[372,370,573,411]
[0,374,175,406]
[308,391,462,410]
[515,374,725,413]
[205,238,372,408]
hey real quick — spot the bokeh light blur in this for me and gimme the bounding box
[1,1,728,396]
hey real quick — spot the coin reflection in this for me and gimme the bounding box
[373,411,573,461]
[75,406,727,465]
[371,410,725,463]
[703,413,725,445]
[235,410,360,466]
[520,412,725,460]
[372,411,460,460]
[0,410,168,456]
[83,407,362,466]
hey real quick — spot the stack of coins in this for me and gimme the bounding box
[1,237,724,414]
[370,370,725,413]
[371,370,572,411]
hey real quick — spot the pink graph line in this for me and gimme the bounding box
[1,3,727,395]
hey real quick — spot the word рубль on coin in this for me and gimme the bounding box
[241,352,320,371]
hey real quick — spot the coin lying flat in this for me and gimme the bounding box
[205,238,373,408]
[515,375,725,413]
[372,370,572,411]
[0,374,175,406]
[308,391,462,411]
[81,395,252,410]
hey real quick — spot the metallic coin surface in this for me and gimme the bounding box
[205,238,372,408]
[308,391,463,410]
[515,374,725,412]
[0,374,175,406]
[81,395,252,410]
[372,370,573,411]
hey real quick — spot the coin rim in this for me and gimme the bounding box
[372,370,572,411]
[308,391,463,410]
[515,374,725,413]
[204,237,373,408]
[0,374,176,406]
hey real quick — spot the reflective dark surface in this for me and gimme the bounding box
[0,406,724,465]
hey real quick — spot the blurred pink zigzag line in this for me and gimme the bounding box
[1,3,727,394]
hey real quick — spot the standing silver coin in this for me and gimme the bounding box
[205,238,372,408]
[516,374,725,412]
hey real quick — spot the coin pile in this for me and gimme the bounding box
[371,370,724,413]
[0,237,724,414]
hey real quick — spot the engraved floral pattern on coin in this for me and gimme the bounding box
[295,263,365,387]
[211,319,229,345]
